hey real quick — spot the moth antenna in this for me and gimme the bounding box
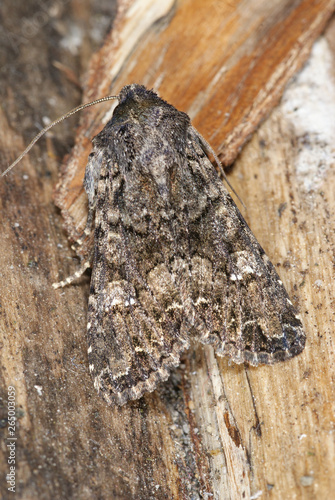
[192,126,246,209]
[1,95,119,177]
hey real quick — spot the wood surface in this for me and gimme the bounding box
[0,1,335,499]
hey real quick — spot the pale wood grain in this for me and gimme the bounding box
[55,0,335,240]
[192,35,335,498]
[1,1,334,499]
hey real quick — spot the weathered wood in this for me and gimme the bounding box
[55,0,335,240]
[1,1,335,499]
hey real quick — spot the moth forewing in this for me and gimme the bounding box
[4,84,305,406]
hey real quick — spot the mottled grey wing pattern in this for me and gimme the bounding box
[182,134,305,366]
[86,89,193,406]
[86,148,191,405]
[84,85,305,406]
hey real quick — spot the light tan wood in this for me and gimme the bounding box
[190,35,335,497]
[0,1,334,499]
[56,0,335,239]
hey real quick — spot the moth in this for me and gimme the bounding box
[6,84,306,406]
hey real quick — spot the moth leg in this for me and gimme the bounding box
[52,258,92,289]
[71,148,101,252]
[71,203,95,251]
[53,150,99,290]
[53,199,96,289]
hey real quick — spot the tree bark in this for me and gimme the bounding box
[0,1,334,499]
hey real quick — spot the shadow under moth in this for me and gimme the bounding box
[5,84,306,406]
